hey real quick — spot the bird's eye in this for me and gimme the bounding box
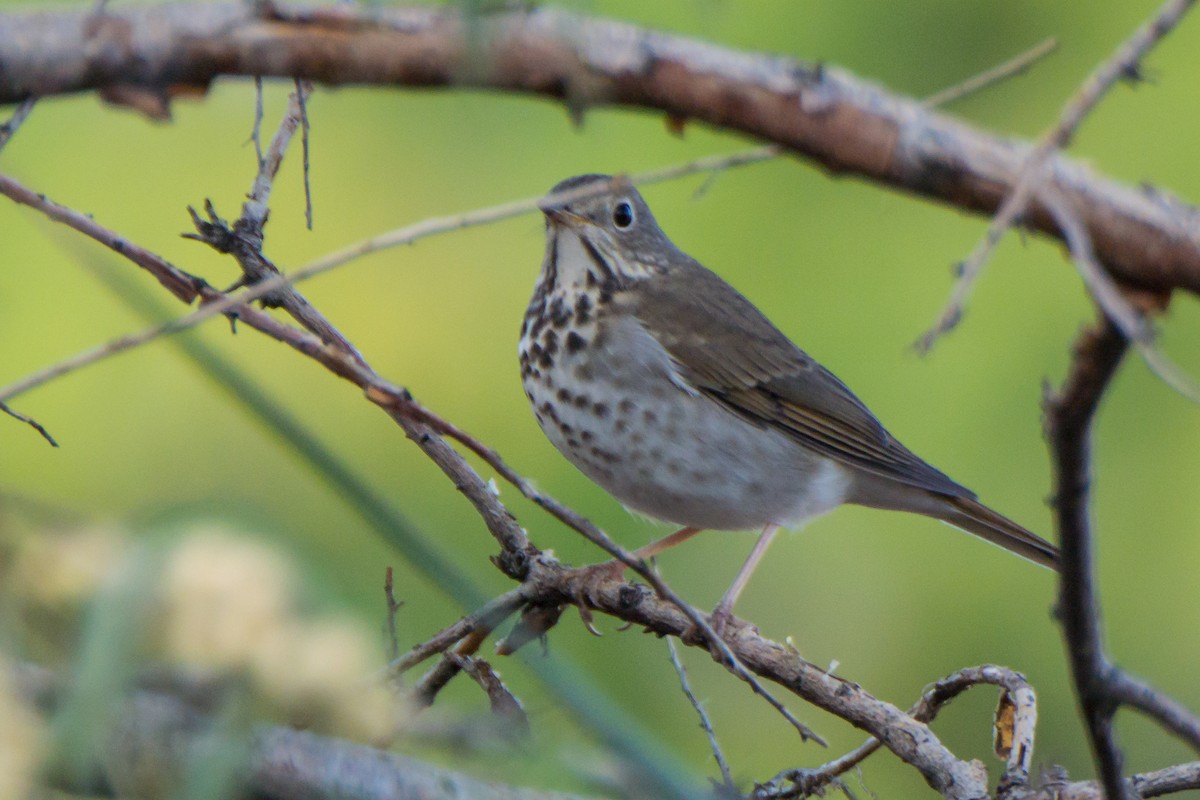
[612,200,635,229]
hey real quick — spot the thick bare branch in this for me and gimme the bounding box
[2,3,1200,300]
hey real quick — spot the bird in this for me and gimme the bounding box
[518,173,1059,628]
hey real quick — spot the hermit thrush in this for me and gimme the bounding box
[519,174,1058,625]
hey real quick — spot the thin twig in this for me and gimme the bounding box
[251,76,264,169]
[1107,674,1200,752]
[921,37,1059,108]
[296,78,313,230]
[244,84,307,220]
[383,567,403,662]
[1041,187,1200,402]
[0,96,35,153]
[0,400,58,446]
[189,81,362,359]
[386,588,528,678]
[918,0,1197,353]
[447,654,531,738]
[665,635,735,794]
[412,628,491,708]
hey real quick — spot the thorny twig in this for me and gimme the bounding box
[383,567,404,662]
[666,635,736,794]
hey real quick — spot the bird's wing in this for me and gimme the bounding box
[623,261,974,499]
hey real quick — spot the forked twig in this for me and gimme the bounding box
[386,588,528,678]
[918,0,1197,355]
[1040,188,1200,402]
[756,665,1037,798]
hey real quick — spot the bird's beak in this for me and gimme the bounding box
[540,205,588,230]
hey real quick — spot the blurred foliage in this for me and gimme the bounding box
[1,0,1199,797]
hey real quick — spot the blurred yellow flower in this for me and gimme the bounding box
[154,524,394,740]
[9,526,127,608]
[157,525,294,670]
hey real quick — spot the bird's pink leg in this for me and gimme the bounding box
[634,526,703,560]
[583,526,702,580]
[711,523,780,632]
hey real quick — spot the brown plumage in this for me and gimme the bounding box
[522,174,1058,624]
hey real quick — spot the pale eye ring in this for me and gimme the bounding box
[612,200,635,229]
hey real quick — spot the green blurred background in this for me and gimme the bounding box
[2,0,1199,796]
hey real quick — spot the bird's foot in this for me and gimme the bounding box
[569,558,634,636]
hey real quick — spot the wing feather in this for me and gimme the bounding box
[621,261,973,499]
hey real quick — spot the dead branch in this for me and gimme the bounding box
[1045,316,1130,799]
[2,3,1200,303]
[183,81,363,360]
[1043,314,1200,799]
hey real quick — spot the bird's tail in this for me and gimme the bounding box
[939,496,1060,571]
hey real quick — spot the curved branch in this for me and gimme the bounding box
[2,3,1200,297]
[1044,315,1200,798]
[1044,317,1130,798]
